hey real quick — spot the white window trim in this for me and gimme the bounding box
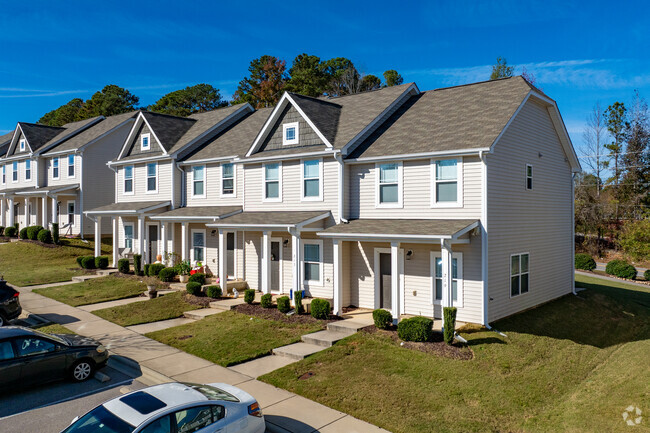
[191,229,206,266]
[282,122,299,146]
[123,222,135,249]
[191,165,206,199]
[262,162,282,202]
[510,252,530,298]
[146,162,158,194]
[19,139,25,152]
[141,133,151,151]
[25,160,31,181]
[226,231,239,279]
[52,157,60,180]
[430,251,464,308]
[526,164,533,190]
[431,157,463,208]
[302,239,323,287]
[220,163,236,198]
[123,165,135,195]
[67,155,75,178]
[375,161,403,208]
[12,162,18,183]
[67,200,76,227]
[300,158,323,202]
[1,165,5,185]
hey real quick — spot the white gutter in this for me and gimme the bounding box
[107,155,170,167]
[334,150,348,224]
[178,156,238,166]
[237,150,335,164]
[345,147,489,164]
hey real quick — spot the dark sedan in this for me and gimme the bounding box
[0,326,109,389]
[0,279,21,326]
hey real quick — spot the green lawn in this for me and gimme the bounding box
[0,237,111,286]
[146,311,324,367]
[34,275,144,307]
[260,274,650,433]
[35,323,75,335]
[93,292,200,327]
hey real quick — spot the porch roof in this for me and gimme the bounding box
[0,184,79,196]
[84,200,170,216]
[207,210,331,230]
[317,218,479,241]
[149,206,242,222]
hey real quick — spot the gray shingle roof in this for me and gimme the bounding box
[18,123,65,152]
[212,210,330,227]
[85,200,170,214]
[141,112,196,153]
[318,219,478,238]
[0,132,12,157]
[150,206,242,220]
[347,76,533,159]
[288,93,341,144]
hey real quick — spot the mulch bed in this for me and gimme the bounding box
[363,326,474,361]
[233,302,343,325]
[184,294,220,307]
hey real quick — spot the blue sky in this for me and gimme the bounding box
[1,0,649,154]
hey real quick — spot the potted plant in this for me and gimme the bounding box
[142,277,160,298]
[176,260,191,283]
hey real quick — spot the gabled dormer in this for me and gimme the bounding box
[6,123,62,157]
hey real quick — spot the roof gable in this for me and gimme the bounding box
[9,123,62,155]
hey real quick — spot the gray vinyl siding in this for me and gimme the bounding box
[486,98,574,322]
[124,123,164,158]
[184,162,243,207]
[9,131,29,157]
[258,105,324,152]
[116,160,174,203]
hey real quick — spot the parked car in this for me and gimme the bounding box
[61,382,265,433]
[0,326,108,388]
[0,279,21,326]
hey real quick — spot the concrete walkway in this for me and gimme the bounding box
[576,270,650,288]
[15,282,390,433]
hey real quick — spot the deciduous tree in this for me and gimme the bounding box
[490,57,514,80]
[232,55,288,108]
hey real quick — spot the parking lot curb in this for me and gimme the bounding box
[107,354,173,386]
[94,372,111,383]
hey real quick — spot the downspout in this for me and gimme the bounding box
[479,150,489,328]
[334,151,348,224]
[79,151,84,239]
[174,159,184,209]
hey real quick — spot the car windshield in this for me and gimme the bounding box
[183,383,240,402]
[31,328,67,346]
[61,405,134,433]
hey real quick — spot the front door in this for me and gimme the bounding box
[226,232,235,277]
[379,253,392,310]
[148,225,158,263]
[270,240,281,292]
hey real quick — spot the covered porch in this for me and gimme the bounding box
[0,184,79,233]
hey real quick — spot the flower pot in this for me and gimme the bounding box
[179,275,189,283]
[146,285,158,299]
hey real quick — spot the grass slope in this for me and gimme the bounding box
[93,292,200,327]
[34,275,144,306]
[146,311,323,367]
[35,324,75,335]
[260,274,650,433]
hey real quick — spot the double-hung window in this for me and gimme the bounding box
[12,162,18,182]
[526,164,533,190]
[68,155,75,177]
[67,201,75,226]
[141,133,150,151]
[192,230,205,263]
[432,252,463,306]
[52,157,59,179]
[124,224,134,249]
[221,163,234,196]
[192,166,205,197]
[377,162,401,206]
[19,139,25,152]
[302,159,321,200]
[432,158,460,206]
[1,165,5,184]
[264,163,281,201]
[124,166,134,194]
[146,163,157,193]
[282,122,299,145]
[25,160,31,180]
[510,253,529,297]
[303,240,323,285]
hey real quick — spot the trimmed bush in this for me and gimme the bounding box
[205,285,222,298]
[158,267,177,282]
[644,269,650,281]
[95,256,109,269]
[118,258,130,274]
[4,226,16,238]
[186,282,203,296]
[605,259,637,279]
[81,256,96,269]
[0,226,4,236]
[261,293,273,308]
[373,309,393,329]
[277,296,291,313]
[575,253,596,271]
[148,263,165,277]
[143,264,151,278]
[52,222,59,244]
[133,254,142,276]
[13,222,19,232]
[188,272,206,286]
[244,289,256,304]
[19,227,28,239]
[76,256,84,267]
[398,316,433,342]
[294,291,304,314]
[310,298,330,320]
[36,229,52,244]
[443,307,457,345]
[26,225,43,240]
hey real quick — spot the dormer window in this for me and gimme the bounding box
[19,139,25,152]
[282,122,299,146]
[141,133,151,151]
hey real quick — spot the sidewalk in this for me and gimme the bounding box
[16,284,390,433]
[576,270,650,288]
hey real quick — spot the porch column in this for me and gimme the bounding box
[112,217,118,267]
[333,239,343,315]
[24,198,29,226]
[218,229,226,287]
[51,196,58,224]
[160,222,167,264]
[181,222,188,261]
[138,215,145,259]
[0,198,5,227]
[391,241,400,321]
[261,230,271,294]
[94,216,102,256]
[41,196,48,228]
[7,197,14,227]
[291,230,302,297]
[441,239,453,308]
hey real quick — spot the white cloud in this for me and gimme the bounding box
[0,89,87,98]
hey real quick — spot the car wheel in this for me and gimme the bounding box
[70,359,95,382]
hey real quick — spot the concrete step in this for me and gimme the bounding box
[72,274,104,283]
[272,342,324,360]
[208,297,245,311]
[326,320,370,336]
[301,330,350,348]
[96,269,119,276]
[182,308,225,320]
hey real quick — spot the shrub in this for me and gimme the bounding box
[36,229,52,244]
[4,226,16,238]
[133,254,142,276]
[13,222,19,232]
[81,256,96,269]
[277,296,291,313]
[95,256,109,269]
[118,258,130,274]
[398,316,433,342]
[310,299,330,320]
[605,259,637,279]
[443,307,457,345]
[26,225,43,240]
[158,267,177,282]
[205,285,222,298]
[186,282,203,296]
[76,256,84,267]
[19,227,28,239]
[619,219,650,261]
[0,226,4,236]
[188,272,206,286]
[372,309,393,329]
[261,293,273,308]
[52,222,59,244]
[575,253,596,271]
[294,291,304,314]
[244,289,256,304]
[148,263,165,277]
[143,264,151,278]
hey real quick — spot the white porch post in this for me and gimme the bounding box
[441,239,453,308]
[51,196,58,224]
[333,239,343,315]
[24,197,29,226]
[41,196,48,228]
[138,215,145,259]
[112,217,118,267]
[218,229,226,287]
[0,198,5,227]
[181,222,188,261]
[291,230,301,297]
[261,230,271,294]
[160,222,167,265]
[7,197,14,227]
[94,216,102,256]
[390,241,400,321]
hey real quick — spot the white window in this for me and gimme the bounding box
[124,223,134,249]
[12,162,18,182]
[303,240,323,285]
[432,158,462,206]
[141,133,150,151]
[376,162,402,207]
[302,159,322,200]
[67,201,75,227]
[526,164,533,190]
[52,157,59,179]
[1,165,5,184]
[25,160,31,180]
[124,165,134,194]
[19,139,25,152]
[431,252,463,307]
[192,166,205,198]
[282,122,299,146]
[191,230,205,264]
[146,163,157,193]
[263,162,281,201]
[510,253,529,297]
[67,155,75,178]
[221,163,235,196]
